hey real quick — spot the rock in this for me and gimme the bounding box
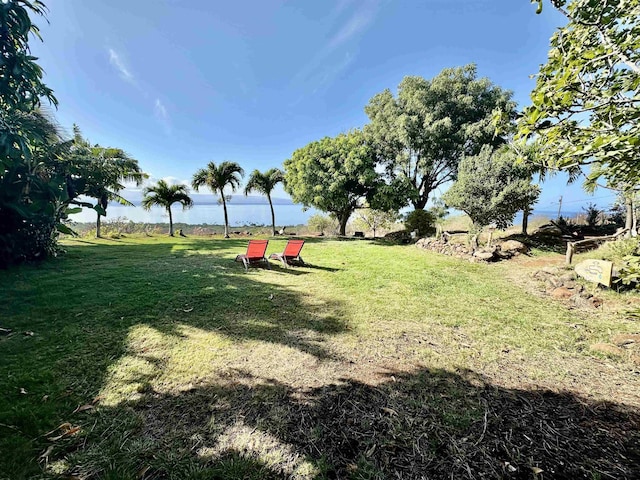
[551,287,573,299]
[590,343,626,357]
[589,297,603,308]
[559,272,577,282]
[542,266,561,275]
[500,240,528,254]
[570,294,593,309]
[611,334,640,347]
[546,277,561,289]
[534,224,563,236]
[473,250,495,261]
[563,280,577,289]
[533,270,551,280]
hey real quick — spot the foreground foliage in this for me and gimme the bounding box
[0,237,638,479]
[521,0,640,187]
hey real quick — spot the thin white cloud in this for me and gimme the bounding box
[107,48,171,134]
[108,48,134,83]
[159,176,190,187]
[154,98,168,120]
[327,6,378,50]
[154,98,171,134]
[292,0,381,90]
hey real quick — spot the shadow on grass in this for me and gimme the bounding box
[0,238,348,478]
[54,367,640,479]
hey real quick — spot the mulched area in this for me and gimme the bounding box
[136,368,640,479]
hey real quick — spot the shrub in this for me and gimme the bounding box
[404,210,436,237]
[599,238,640,262]
[307,214,336,235]
[615,255,640,291]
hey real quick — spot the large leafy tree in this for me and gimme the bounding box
[244,168,284,236]
[192,161,244,238]
[364,64,516,210]
[0,0,63,265]
[142,180,193,236]
[520,0,640,188]
[443,146,541,231]
[283,130,393,236]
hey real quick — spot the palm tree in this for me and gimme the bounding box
[192,161,244,238]
[85,151,145,238]
[244,168,284,236]
[142,180,193,236]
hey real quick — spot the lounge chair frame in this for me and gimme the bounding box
[269,239,305,268]
[235,240,270,271]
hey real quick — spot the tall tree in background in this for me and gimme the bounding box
[283,130,396,236]
[520,0,640,189]
[244,168,284,236]
[71,128,146,238]
[443,146,541,232]
[365,64,516,210]
[192,161,244,238]
[142,180,193,236]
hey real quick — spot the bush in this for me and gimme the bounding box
[615,255,640,290]
[404,210,436,237]
[307,214,336,235]
[599,238,640,262]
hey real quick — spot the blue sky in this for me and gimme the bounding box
[30,0,618,213]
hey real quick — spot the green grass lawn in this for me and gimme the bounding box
[1,236,639,479]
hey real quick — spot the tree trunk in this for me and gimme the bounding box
[632,198,638,237]
[338,212,351,236]
[96,212,102,238]
[168,207,174,236]
[625,196,634,237]
[521,207,530,236]
[412,197,428,210]
[221,191,230,238]
[268,194,276,236]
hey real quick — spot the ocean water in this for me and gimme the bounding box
[69,204,580,229]
[69,203,319,227]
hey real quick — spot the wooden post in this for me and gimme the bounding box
[565,242,575,265]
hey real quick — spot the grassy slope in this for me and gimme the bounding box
[0,236,638,479]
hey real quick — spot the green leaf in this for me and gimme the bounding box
[56,223,77,236]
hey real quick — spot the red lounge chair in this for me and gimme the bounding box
[269,239,305,267]
[235,240,270,271]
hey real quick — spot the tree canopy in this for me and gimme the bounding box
[365,64,516,210]
[443,146,541,230]
[519,0,640,187]
[283,130,389,236]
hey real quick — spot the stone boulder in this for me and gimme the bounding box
[473,250,496,261]
[499,240,528,254]
[551,287,573,299]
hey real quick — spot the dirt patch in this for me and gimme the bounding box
[131,367,640,479]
